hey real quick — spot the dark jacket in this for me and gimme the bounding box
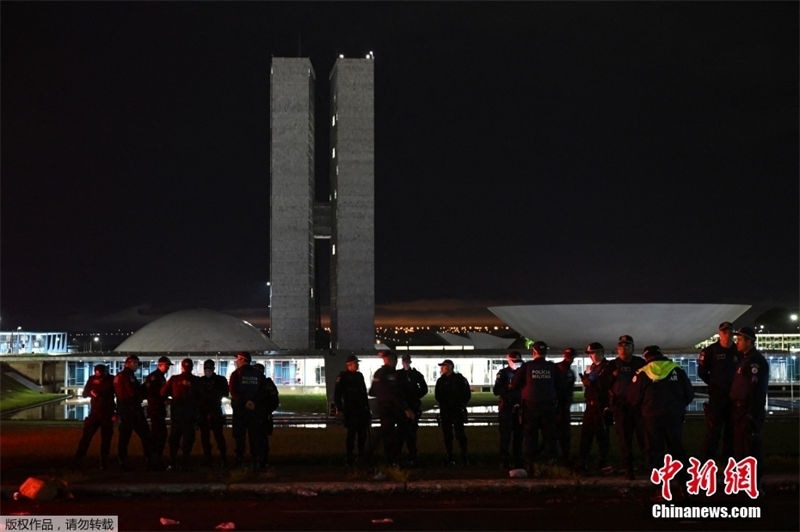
[511,358,558,411]
[628,358,694,418]
[729,347,769,417]
[698,341,740,399]
[199,374,229,415]
[161,371,201,412]
[609,356,646,408]
[435,372,471,415]
[555,360,575,410]
[229,364,268,412]
[113,367,145,406]
[334,370,371,422]
[397,367,428,412]
[369,365,408,417]
[83,373,115,418]
[144,370,168,415]
[493,365,521,414]
[581,359,614,408]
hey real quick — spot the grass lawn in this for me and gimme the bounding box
[0,374,67,412]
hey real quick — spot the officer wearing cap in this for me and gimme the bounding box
[730,327,769,465]
[334,355,371,466]
[554,347,577,465]
[575,342,614,474]
[493,351,523,470]
[397,353,428,465]
[511,341,559,470]
[368,350,414,467]
[698,321,741,463]
[144,356,172,464]
[161,358,201,471]
[113,355,156,470]
[435,359,471,465]
[229,351,269,470]
[609,335,646,479]
[73,364,115,470]
[198,359,229,468]
[628,345,693,482]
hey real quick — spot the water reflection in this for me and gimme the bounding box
[6,397,797,424]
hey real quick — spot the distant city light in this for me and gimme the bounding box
[791,314,798,321]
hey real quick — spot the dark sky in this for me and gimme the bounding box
[2,2,798,332]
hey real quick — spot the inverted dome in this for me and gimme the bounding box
[488,303,751,350]
[115,309,278,352]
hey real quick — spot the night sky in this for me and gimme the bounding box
[2,2,797,332]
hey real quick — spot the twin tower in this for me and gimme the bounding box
[269,56,375,351]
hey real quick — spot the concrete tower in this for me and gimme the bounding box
[269,55,374,352]
[269,58,316,349]
[329,57,375,350]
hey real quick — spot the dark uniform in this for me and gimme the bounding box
[554,353,576,464]
[73,364,115,469]
[368,356,408,466]
[143,359,170,461]
[493,358,523,469]
[334,359,371,466]
[161,359,201,469]
[259,369,280,468]
[229,353,268,469]
[609,354,647,476]
[628,346,694,476]
[577,344,614,472]
[113,356,155,469]
[396,357,428,464]
[435,361,471,465]
[511,348,559,468]
[730,340,769,463]
[198,361,229,467]
[698,335,740,461]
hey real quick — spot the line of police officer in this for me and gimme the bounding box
[74,324,768,476]
[73,351,279,472]
[493,324,769,480]
[334,350,471,468]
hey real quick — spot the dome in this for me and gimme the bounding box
[488,303,751,350]
[114,308,279,353]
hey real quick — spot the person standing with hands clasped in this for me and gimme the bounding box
[435,359,471,466]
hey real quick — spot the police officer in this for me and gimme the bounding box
[113,355,155,470]
[730,327,769,465]
[435,359,471,465]
[73,364,115,470]
[397,353,428,465]
[254,363,280,469]
[609,334,646,479]
[161,358,201,471]
[628,345,693,478]
[229,351,268,471]
[334,355,371,466]
[368,350,414,467]
[576,342,614,474]
[494,351,523,470]
[511,341,559,470]
[554,347,577,465]
[198,359,229,468]
[143,356,172,464]
[698,321,740,463]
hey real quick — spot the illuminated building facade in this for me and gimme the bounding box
[269,56,375,351]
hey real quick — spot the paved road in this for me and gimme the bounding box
[3,490,797,531]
